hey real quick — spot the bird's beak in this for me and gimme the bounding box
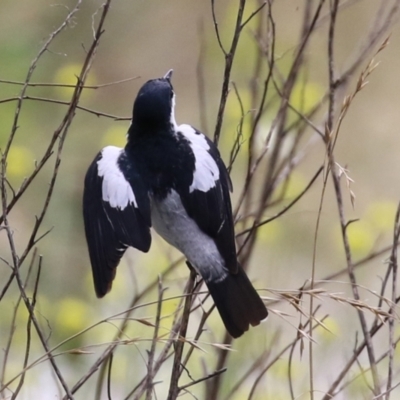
[163,69,173,81]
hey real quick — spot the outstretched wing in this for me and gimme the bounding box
[177,124,237,273]
[83,146,151,297]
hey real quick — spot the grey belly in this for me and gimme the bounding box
[150,189,227,282]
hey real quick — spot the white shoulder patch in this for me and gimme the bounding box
[170,93,178,130]
[97,146,138,209]
[178,124,220,193]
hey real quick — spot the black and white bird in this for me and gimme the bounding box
[83,70,268,338]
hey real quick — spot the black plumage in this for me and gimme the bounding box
[83,70,268,337]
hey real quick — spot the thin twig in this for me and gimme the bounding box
[73,260,181,399]
[248,311,328,400]
[0,2,113,399]
[11,253,41,400]
[0,249,37,395]
[213,0,247,146]
[322,294,400,400]
[167,270,196,400]
[308,2,339,398]
[106,353,113,400]
[2,0,83,160]
[326,48,384,399]
[178,368,227,392]
[145,277,165,400]
[0,95,129,120]
[237,165,323,238]
[386,202,400,400]
[0,76,138,89]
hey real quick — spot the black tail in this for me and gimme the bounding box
[206,265,268,338]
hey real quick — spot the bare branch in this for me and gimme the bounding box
[213,0,247,146]
[167,269,196,400]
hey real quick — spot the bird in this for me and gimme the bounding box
[83,70,268,338]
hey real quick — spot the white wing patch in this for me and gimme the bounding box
[97,146,138,209]
[178,124,220,193]
[170,93,178,129]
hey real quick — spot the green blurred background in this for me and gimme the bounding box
[1,0,400,399]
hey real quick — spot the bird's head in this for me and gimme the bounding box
[131,69,176,131]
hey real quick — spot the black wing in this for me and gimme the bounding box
[83,146,151,297]
[177,125,237,273]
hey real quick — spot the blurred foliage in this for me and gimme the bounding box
[366,200,399,232]
[101,126,128,148]
[258,219,284,246]
[6,145,34,181]
[346,220,375,258]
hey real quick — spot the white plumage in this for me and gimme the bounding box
[97,146,137,209]
[178,124,220,193]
